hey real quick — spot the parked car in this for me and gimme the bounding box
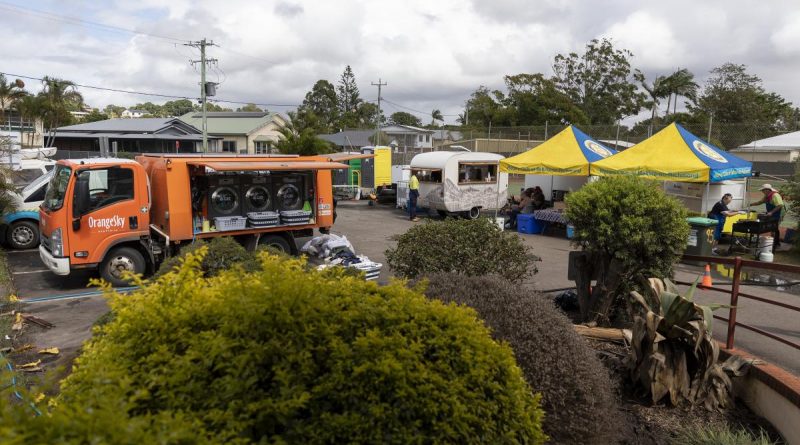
[1,169,52,249]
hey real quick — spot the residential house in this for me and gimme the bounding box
[121,109,147,119]
[432,129,463,148]
[731,132,800,163]
[319,125,436,152]
[318,130,375,151]
[53,118,220,154]
[179,111,289,154]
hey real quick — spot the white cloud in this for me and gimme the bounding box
[771,12,800,57]
[602,11,683,71]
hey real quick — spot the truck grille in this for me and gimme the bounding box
[40,234,51,253]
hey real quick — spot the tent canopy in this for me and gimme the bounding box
[499,125,617,176]
[591,123,752,183]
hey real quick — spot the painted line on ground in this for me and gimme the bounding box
[5,249,39,254]
[11,269,51,275]
[19,287,139,304]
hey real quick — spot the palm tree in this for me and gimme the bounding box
[634,71,670,135]
[15,94,44,147]
[431,109,443,126]
[0,74,27,131]
[663,69,698,116]
[38,76,83,147]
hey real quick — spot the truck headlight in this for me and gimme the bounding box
[51,228,63,257]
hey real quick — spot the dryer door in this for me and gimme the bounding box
[245,185,272,212]
[276,183,302,210]
[210,186,240,215]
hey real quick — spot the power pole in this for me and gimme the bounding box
[371,78,386,145]
[186,39,217,152]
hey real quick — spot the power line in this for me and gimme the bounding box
[0,0,188,43]
[382,97,459,117]
[0,71,300,108]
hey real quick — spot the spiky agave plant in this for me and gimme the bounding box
[628,278,746,410]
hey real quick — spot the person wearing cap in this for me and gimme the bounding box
[752,184,785,248]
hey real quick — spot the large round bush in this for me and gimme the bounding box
[385,217,537,282]
[423,273,622,445]
[57,249,546,444]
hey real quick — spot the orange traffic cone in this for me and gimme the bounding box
[701,263,713,288]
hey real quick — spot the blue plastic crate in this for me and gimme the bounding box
[517,214,542,234]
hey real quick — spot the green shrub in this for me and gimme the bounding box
[54,249,546,444]
[423,273,621,445]
[385,217,537,282]
[155,237,259,278]
[565,176,690,323]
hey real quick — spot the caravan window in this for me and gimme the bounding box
[411,169,442,183]
[458,163,497,184]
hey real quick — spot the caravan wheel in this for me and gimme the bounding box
[464,207,481,220]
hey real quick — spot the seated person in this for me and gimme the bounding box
[707,193,744,254]
[506,189,533,229]
[531,186,547,210]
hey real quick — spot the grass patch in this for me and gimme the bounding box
[672,424,778,445]
[773,250,800,266]
[0,250,15,338]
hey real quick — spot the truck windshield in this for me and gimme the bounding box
[42,165,72,211]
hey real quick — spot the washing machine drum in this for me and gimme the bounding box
[245,185,272,212]
[210,186,240,215]
[276,183,302,210]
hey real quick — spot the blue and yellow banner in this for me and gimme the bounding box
[499,126,617,176]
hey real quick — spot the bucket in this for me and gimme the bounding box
[759,251,774,263]
[494,217,505,231]
[757,235,773,255]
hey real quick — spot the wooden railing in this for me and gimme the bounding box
[679,254,800,351]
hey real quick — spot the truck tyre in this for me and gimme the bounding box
[437,210,449,218]
[100,247,146,287]
[7,220,39,250]
[257,234,292,255]
[464,207,481,220]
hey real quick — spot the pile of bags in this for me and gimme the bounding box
[301,234,382,281]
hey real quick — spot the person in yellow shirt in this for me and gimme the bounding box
[752,184,785,249]
[408,172,420,222]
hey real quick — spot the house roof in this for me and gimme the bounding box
[57,118,201,135]
[734,131,800,152]
[382,124,435,134]
[52,132,220,141]
[179,111,286,135]
[126,109,147,114]
[318,130,375,148]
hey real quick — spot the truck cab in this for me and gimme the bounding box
[39,159,150,282]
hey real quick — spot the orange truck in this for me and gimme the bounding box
[38,154,348,285]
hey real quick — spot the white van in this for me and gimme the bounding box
[409,151,508,219]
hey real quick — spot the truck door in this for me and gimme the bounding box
[68,165,146,264]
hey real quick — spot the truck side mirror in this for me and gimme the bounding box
[73,176,90,227]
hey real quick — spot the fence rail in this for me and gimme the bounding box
[678,254,800,352]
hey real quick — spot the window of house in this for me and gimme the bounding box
[458,163,497,184]
[222,141,237,152]
[254,141,271,154]
[411,169,442,183]
[425,134,430,142]
[418,135,423,142]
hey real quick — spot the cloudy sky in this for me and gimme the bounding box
[1,0,799,124]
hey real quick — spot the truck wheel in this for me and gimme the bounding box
[7,221,39,250]
[437,210,449,218]
[100,247,145,287]
[257,235,292,255]
[464,207,481,220]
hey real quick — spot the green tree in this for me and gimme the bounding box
[131,102,163,117]
[430,109,443,126]
[103,104,126,118]
[0,74,27,127]
[83,109,109,123]
[502,73,589,125]
[296,80,339,132]
[14,94,43,146]
[634,71,670,132]
[565,176,689,325]
[388,111,422,127]
[552,38,646,124]
[236,103,263,112]
[336,65,362,128]
[38,76,84,146]
[463,86,504,127]
[663,68,698,116]
[689,63,794,147]
[162,99,196,117]
[274,123,332,155]
[356,101,381,128]
[205,102,232,112]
